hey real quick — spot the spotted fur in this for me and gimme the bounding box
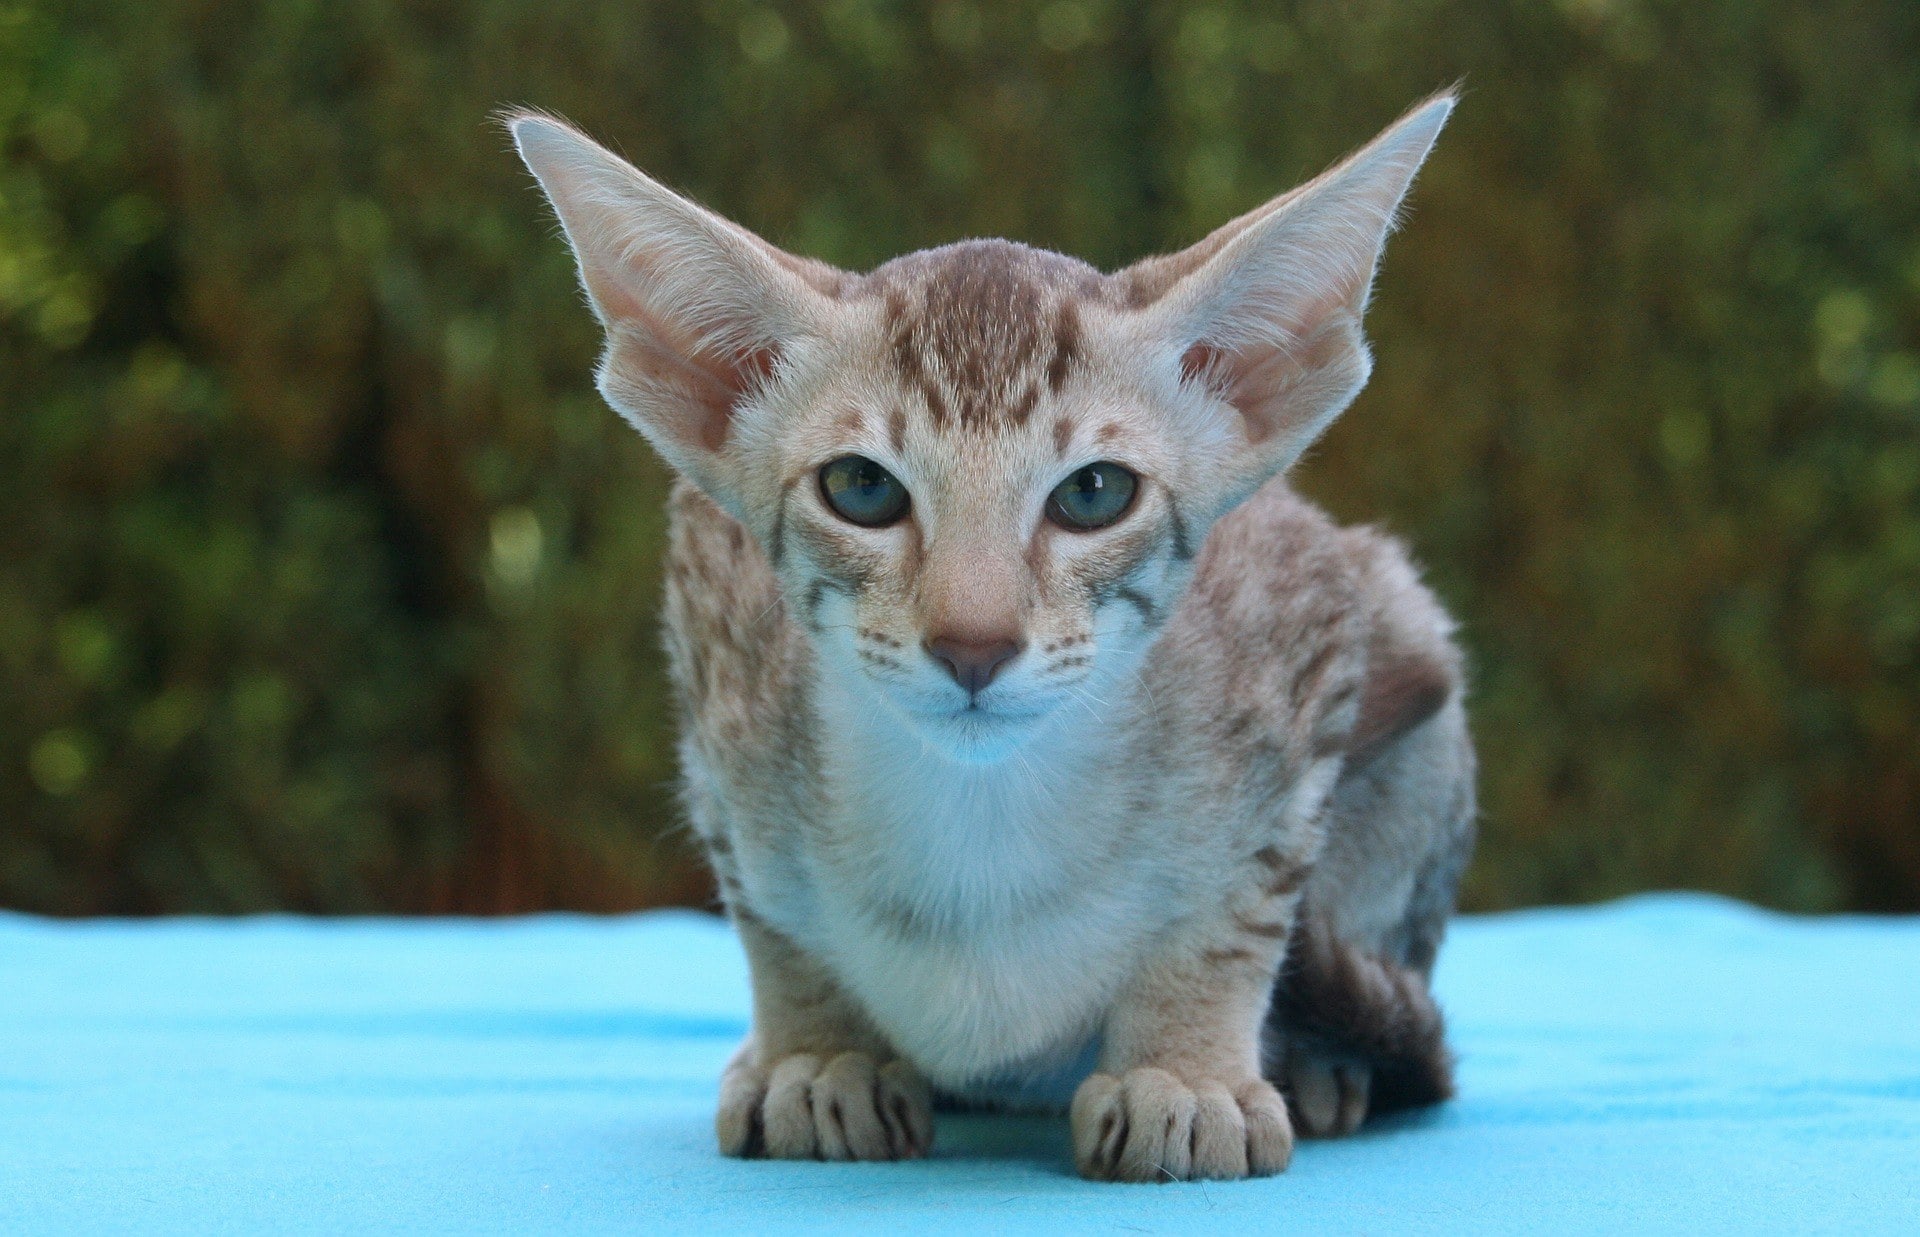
[512,91,1473,1181]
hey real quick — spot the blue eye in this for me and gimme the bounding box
[819,455,910,527]
[1047,462,1138,531]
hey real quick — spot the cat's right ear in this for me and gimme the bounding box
[508,112,844,506]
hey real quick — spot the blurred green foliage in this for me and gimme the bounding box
[2,0,1916,914]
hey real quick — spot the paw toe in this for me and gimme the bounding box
[762,1053,825,1158]
[1114,1068,1195,1183]
[1236,1078,1295,1175]
[877,1059,934,1159]
[1288,1056,1340,1136]
[1070,1072,1127,1179]
[715,1053,769,1158]
[813,1053,888,1160]
[1334,1064,1371,1136]
[1187,1082,1249,1179]
[1285,1052,1370,1138]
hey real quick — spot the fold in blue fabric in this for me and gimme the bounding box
[2,894,1915,1234]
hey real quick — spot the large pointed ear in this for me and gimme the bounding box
[508,112,846,504]
[1119,93,1453,495]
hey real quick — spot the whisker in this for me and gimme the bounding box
[749,589,789,629]
[1125,662,1164,721]
[1061,680,1111,720]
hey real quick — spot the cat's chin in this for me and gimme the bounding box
[907,704,1052,764]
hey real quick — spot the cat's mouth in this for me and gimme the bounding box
[925,701,1043,724]
[905,697,1055,761]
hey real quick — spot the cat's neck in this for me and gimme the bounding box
[809,663,1140,924]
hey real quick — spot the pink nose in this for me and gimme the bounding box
[925,634,1022,696]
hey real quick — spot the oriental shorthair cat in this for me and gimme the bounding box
[510,91,1474,1182]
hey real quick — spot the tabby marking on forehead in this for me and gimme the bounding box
[871,240,1100,432]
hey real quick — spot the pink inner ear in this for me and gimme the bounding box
[612,325,780,454]
[1180,343,1222,386]
[701,345,780,449]
[736,345,779,388]
[601,262,784,452]
[1180,340,1287,444]
[581,245,784,454]
[1178,319,1361,447]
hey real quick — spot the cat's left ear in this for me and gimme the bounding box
[508,111,846,510]
[1120,93,1453,494]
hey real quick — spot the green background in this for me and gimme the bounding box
[4,0,1916,915]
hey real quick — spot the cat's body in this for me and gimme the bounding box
[668,471,1472,1103]
[512,92,1473,1181]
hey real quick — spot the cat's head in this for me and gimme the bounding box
[511,95,1450,761]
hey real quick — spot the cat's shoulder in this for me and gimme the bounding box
[1192,479,1455,641]
[1181,479,1367,637]
[1166,479,1463,759]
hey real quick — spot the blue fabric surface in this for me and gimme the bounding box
[2,894,1915,1235]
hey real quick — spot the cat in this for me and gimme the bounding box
[509,91,1474,1182]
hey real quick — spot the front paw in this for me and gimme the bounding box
[1070,1068,1293,1182]
[718,1049,933,1161]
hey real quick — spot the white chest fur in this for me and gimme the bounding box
[785,679,1164,1089]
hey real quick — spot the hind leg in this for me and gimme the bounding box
[1283,1047,1374,1137]
[1268,698,1475,1136]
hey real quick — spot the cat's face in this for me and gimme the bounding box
[730,246,1239,758]
[510,93,1451,760]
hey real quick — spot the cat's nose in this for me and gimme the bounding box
[925,633,1023,696]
